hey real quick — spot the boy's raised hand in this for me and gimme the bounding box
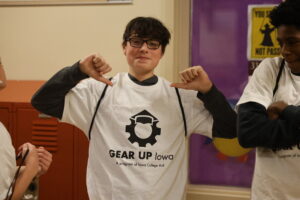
[79,53,113,86]
[171,66,213,93]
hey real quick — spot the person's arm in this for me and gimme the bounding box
[237,101,300,149]
[31,62,89,119]
[31,53,112,119]
[171,66,236,139]
[10,143,53,200]
[0,58,7,90]
[197,85,237,139]
[11,143,39,200]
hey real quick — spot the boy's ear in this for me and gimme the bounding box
[122,44,127,55]
[159,51,164,58]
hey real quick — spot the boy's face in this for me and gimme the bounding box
[123,36,163,78]
[277,25,300,73]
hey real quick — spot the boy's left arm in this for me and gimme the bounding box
[171,66,237,139]
[197,85,237,139]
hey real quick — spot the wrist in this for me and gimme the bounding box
[74,61,89,78]
[199,82,213,94]
[197,84,217,100]
[23,164,39,177]
[205,84,213,93]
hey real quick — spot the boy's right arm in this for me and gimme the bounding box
[31,53,112,119]
[237,102,300,149]
[31,62,88,119]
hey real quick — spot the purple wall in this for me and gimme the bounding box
[189,0,281,187]
[189,134,256,187]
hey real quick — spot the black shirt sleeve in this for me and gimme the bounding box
[31,62,88,119]
[197,85,237,139]
[237,101,300,149]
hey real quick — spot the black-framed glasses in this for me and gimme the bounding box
[127,38,161,50]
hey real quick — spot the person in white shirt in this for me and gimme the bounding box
[237,0,300,199]
[31,17,236,200]
[0,58,52,200]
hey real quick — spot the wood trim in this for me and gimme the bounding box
[0,0,132,6]
[186,184,251,200]
[173,0,190,82]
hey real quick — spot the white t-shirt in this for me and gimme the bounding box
[0,122,16,200]
[62,73,213,200]
[238,57,300,200]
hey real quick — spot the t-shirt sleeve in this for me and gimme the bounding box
[183,90,213,138]
[237,58,280,108]
[61,79,106,138]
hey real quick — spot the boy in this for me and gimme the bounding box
[237,0,300,199]
[32,17,236,200]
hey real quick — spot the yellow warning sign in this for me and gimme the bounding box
[248,5,280,60]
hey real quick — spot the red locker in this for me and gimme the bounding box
[0,81,89,199]
[74,127,89,200]
[14,103,75,200]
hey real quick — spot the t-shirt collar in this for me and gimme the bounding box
[128,73,158,86]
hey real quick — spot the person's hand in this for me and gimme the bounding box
[267,101,288,120]
[18,143,40,176]
[79,53,113,86]
[36,146,52,176]
[170,66,213,93]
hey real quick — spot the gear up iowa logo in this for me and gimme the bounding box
[125,110,161,147]
[109,110,173,164]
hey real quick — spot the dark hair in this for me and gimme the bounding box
[122,17,171,53]
[269,0,300,29]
